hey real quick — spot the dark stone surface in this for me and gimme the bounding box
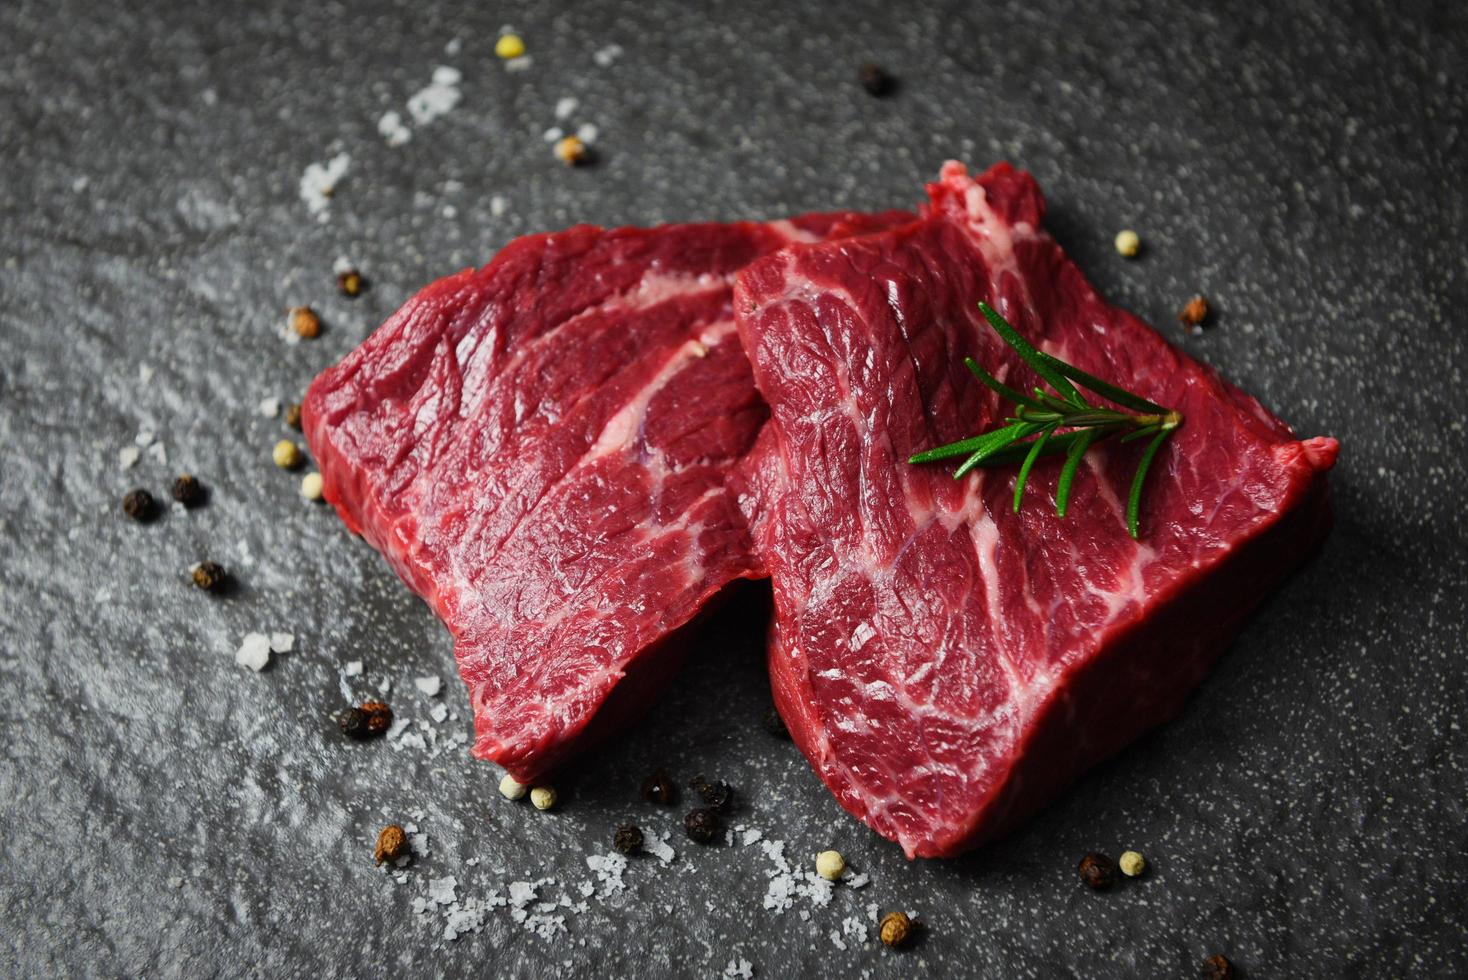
[2,0,1464,976]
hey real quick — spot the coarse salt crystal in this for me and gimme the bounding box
[414,675,442,697]
[299,152,350,222]
[504,55,533,72]
[490,195,508,217]
[378,110,411,147]
[407,68,462,126]
[427,876,457,905]
[543,126,564,143]
[269,632,294,653]
[343,660,363,676]
[575,122,599,144]
[235,632,271,672]
[118,446,141,469]
[554,96,579,120]
[258,397,281,418]
[430,703,449,723]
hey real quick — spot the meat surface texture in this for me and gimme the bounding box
[303,210,909,781]
[735,162,1339,858]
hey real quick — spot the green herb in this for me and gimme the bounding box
[909,302,1182,538]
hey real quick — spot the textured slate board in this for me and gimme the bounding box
[2,0,1465,976]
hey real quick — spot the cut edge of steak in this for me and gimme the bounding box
[303,210,911,782]
[736,161,1339,858]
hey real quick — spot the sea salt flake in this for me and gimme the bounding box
[407,67,462,126]
[722,957,754,979]
[118,446,141,469]
[430,703,449,723]
[343,660,363,677]
[269,632,294,653]
[235,632,271,671]
[300,152,351,222]
[585,851,628,896]
[843,870,870,889]
[645,830,676,865]
[257,396,281,418]
[378,110,411,147]
[414,675,442,697]
[428,876,457,905]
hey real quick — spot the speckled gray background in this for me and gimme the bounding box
[2,0,1465,976]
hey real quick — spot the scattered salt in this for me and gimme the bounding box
[257,396,281,418]
[414,675,442,697]
[645,830,676,865]
[406,66,462,126]
[299,152,351,222]
[592,43,623,67]
[343,660,363,677]
[722,958,754,979]
[118,446,141,469]
[543,126,564,143]
[504,55,533,72]
[235,632,271,672]
[378,110,411,147]
[585,851,628,896]
[554,97,579,120]
[430,703,449,723]
[269,632,294,653]
[428,876,458,905]
[444,37,462,56]
[490,195,508,217]
[575,122,599,144]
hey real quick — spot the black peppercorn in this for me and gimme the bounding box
[191,561,227,592]
[1201,954,1235,980]
[684,807,720,844]
[339,701,393,739]
[360,700,393,735]
[762,707,790,739]
[613,824,644,855]
[338,707,370,739]
[122,488,158,523]
[1078,853,1116,890]
[641,769,677,805]
[690,774,734,812]
[171,474,206,508]
[858,63,896,97]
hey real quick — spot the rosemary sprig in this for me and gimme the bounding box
[909,302,1183,539]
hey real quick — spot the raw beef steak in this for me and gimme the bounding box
[304,210,909,781]
[735,162,1338,858]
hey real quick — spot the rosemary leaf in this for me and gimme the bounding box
[1054,428,1099,518]
[1126,427,1174,539]
[1013,421,1059,513]
[954,421,1041,478]
[963,357,1039,409]
[1039,355,1170,415]
[978,302,1086,408]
